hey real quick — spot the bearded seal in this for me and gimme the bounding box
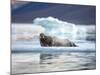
[39,33,77,47]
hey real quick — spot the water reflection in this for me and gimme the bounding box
[12,52,96,74]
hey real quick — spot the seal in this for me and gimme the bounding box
[39,33,77,47]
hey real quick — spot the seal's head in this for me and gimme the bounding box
[40,33,45,39]
[39,33,47,46]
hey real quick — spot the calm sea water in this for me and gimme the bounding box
[12,50,96,74]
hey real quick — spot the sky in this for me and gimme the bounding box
[11,1,96,25]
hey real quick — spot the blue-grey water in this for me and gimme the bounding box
[12,50,96,74]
